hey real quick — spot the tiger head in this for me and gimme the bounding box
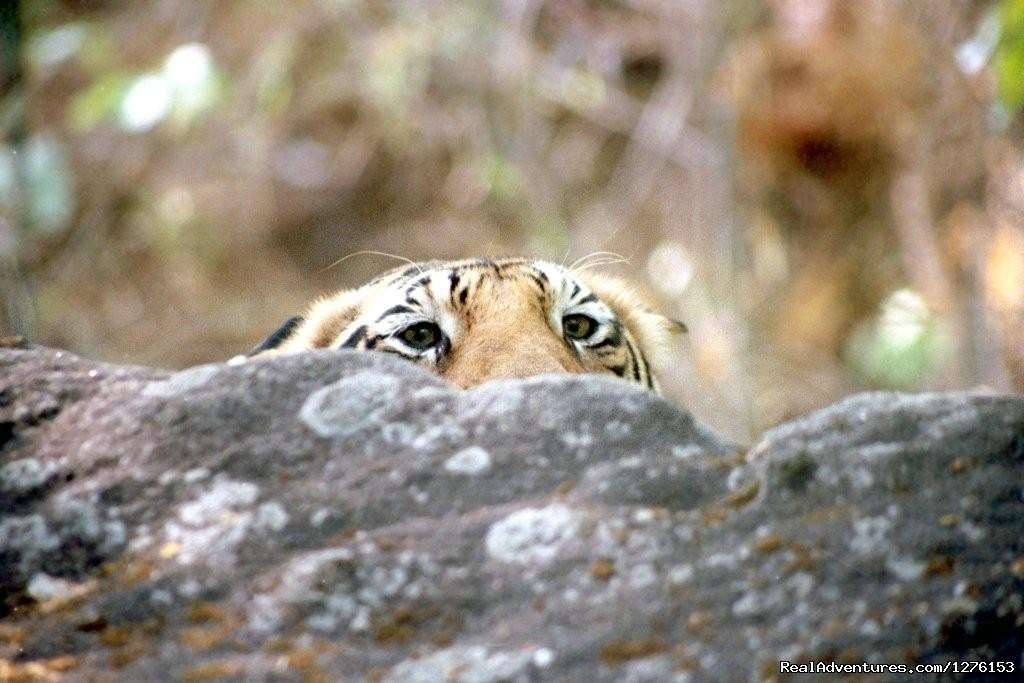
[252,257,685,392]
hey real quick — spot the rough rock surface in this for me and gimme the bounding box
[1,344,1022,682]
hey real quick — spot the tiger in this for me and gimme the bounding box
[250,257,686,392]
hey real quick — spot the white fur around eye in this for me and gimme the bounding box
[546,274,616,344]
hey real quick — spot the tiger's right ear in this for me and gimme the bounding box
[248,315,305,356]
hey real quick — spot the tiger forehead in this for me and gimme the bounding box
[364,259,575,309]
[370,258,548,286]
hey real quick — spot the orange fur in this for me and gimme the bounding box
[256,258,684,391]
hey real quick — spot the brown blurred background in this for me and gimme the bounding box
[2,0,1022,440]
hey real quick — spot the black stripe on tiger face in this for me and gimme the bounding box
[380,304,415,319]
[637,344,653,388]
[372,346,421,361]
[249,315,304,355]
[395,263,500,311]
[623,335,643,384]
[623,332,654,389]
[526,271,547,294]
[339,324,368,348]
[589,321,623,350]
[365,333,390,350]
[448,270,475,310]
[403,270,447,308]
[636,348,652,389]
[411,275,437,304]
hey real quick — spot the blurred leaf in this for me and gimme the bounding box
[254,37,295,116]
[996,0,1024,114]
[844,289,948,389]
[70,44,221,134]
[260,75,293,116]
[364,26,429,120]
[1004,0,1024,27]
[561,68,607,113]
[36,281,68,321]
[20,0,58,27]
[956,9,1000,75]
[435,4,493,58]
[68,72,131,132]
[996,43,1024,113]
[476,152,522,202]
[27,22,86,68]
[162,43,221,126]
[23,135,74,234]
[0,146,16,206]
[78,24,116,74]
[118,73,172,132]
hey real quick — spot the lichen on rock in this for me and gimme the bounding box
[0,345,1021,680]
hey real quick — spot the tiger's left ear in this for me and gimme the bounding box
[628,307,688,371]
[665,318,688,335]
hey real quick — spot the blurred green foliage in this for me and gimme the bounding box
[476,152,523,203]
[6,0,1023,440]
[69,43,221,133]
[23,135,72,233]
[997,0,1024,114]
[68,72,129,131]
[845,289,949,390]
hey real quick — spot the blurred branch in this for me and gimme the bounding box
[889,165,955,310]
[962,205,1013,390]
[599,66,694,244]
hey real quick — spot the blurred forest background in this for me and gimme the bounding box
[2,0,1023,440]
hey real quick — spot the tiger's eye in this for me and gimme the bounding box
[400,322,441,350]
[562,314,596,340]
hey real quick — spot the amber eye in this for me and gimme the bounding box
[562,314,596,340]
[399,322,442,350]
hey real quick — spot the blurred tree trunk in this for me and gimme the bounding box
[1,2,34,337]
[729,0,1011,414]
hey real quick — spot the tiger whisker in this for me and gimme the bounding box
[568,251,625,270]
[318,250,419,276]
[568,251,629,271]
[576,255,629,267]
[571,257,630,273]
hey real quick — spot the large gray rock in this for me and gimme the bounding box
[0,344,1021,681]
